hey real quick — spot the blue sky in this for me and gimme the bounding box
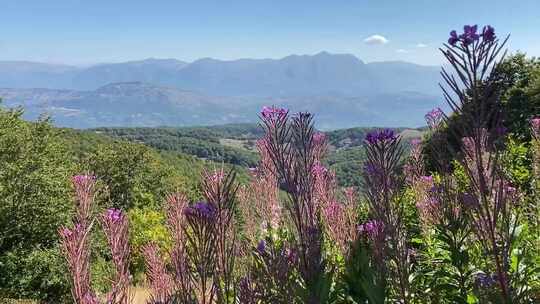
[1,0,539,66]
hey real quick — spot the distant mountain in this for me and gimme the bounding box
[0,82,439,129]
[0,52,441,96]
[72,58,188,89]
[0,61,78,89]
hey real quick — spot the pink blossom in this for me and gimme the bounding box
[312,132,326,145]
[425,107,444,129]
[261,106,287,120]
[106,208,123,222]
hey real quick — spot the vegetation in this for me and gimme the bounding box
[0,107,244,302]
[1,24,540,304]
[91,126,260,167]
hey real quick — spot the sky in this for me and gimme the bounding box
[1,0,539,66]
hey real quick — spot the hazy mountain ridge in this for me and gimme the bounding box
[0,52,444,128]
[0,52,441,96]
[0,81,438,129]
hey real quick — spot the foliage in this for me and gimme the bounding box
[0,108,75,302]
[3,24,540,304]
[91,126,259,167]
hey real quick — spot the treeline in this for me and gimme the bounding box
[91,125,260,167]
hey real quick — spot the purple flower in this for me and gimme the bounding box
[448,30,459,46]
[312,162,329,177]
[481,25,496,42]
[425,107,444,128]
[184,201,216,219]
[106,208,123,222]
[312,132,326,145]
[60,227,73,238]
[460,24,480,46]
[256,240,266,253]
[358,220,384,239]
[261,106,287,120]
[71,174,95,186]
[365,129,397,145]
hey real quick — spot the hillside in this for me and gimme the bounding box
[90,123,425,187]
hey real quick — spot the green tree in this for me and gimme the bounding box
[0,108,74,302]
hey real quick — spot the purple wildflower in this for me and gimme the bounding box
[261,106,287,120]
[365,129,397,145]
[71,174,95,186]
[312,132,326,145]
[425,107,444,128]
[312,162,329,177]
[448,30,459,46]
[481,25,496,42]
[460,25,480,46]
[106,208,123,222]
[59,227,73,238]
[183,201,216,219]
[358,220,384,238]
[257,240,266,253]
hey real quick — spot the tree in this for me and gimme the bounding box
[0,107,74,302]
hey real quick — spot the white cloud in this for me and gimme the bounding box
[396,49,408,53]
[364,35,389,45]
[416,43,428,48]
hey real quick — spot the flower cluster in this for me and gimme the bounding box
[312,161,329,177]
[183,201,216,220]
[448,25,496,47]
[364,129,397,145]
[261,106,287,121]
[72,174,96,186]
[105,208,123,222]
[312,132,326,145]
[358,219,384,239]
[425,107,444,129]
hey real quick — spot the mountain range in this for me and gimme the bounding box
[0,52,444,129]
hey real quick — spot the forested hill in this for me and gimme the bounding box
[89,123,425,186]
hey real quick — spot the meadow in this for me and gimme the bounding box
[1,25,540,304]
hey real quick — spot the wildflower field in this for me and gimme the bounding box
[2,25,540,303]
